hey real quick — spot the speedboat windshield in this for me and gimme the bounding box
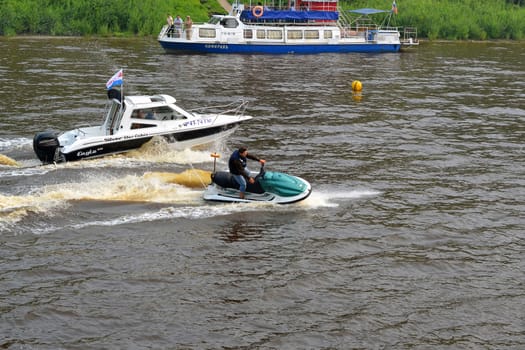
[208,16,222,24]
[104,99,123,134]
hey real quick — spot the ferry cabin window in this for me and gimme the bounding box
[287,30,303,40]
[209,17,220,25]
[199,28,216,38]
[256,30,266,39]
[220,18,238,28]
[267,30,283,40]
[324,30,333,39]
[244,29,253,39]
[305,30,319,40]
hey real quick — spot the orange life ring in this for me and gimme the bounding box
[252,6,264,18]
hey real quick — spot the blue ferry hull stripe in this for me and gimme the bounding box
[158,41,401,54]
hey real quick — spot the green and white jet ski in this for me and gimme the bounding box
[203,165,311,204]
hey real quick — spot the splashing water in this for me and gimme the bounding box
[301,189,381,208]
[0,154,20,167]
[123,138,225,164]
[0,169,210,230]
[144,169,211,189]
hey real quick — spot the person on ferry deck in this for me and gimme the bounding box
[229,147,265,199]
[166,15,174,37]
[174,15,183,37]
[184,16,193,40]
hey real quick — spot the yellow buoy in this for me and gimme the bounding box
[351,80,363,92]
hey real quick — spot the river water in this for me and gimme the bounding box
[1,37,524,349]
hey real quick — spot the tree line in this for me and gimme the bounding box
[348,0,525,40]
[0,0,524,40]
[0,0,222,36]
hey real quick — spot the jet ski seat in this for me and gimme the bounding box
[211,171,265,194]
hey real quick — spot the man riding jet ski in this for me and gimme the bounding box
[203,147,312,204]
[229,146,265,199]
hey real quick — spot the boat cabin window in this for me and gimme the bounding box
[268,30,283,40]
[209,16,221,25]
[305,30,320,40]
[199,28,216,38]
[256,30,266,39]
[131,106,186,122]
[287,30,303,40]
[131,122,155,129]
[244,29,253,39]
[220,18,238,28]
[105,99,123,135]
[324,30,333,39]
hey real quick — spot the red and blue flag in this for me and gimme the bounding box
[106,69,123,90]
[392,0,398,14]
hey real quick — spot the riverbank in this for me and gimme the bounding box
[1,0,523,40]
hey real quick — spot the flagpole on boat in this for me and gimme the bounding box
[121,68,124,106]
[118,68,124,114]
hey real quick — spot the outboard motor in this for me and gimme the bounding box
[33,131,61,164]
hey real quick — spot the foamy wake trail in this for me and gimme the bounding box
[41,172,206,203]
[0,137,32,150]
[300,189,381,208]
[123,138,228,165]
[0,170,210,230]
[21,200,273,234]
[44,189,382,233]
[0,154,20,167]
[67,203,271,231]
[35,143,227,171]
[0,137,225,173]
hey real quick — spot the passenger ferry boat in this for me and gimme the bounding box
[158,0,416,54]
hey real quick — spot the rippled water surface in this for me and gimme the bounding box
[1,37,524,348]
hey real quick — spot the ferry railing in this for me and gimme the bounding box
[400,27,419,46]
[158,25,169,39]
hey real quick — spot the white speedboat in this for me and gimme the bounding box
[33,89,252,164]
[203,165,312,204]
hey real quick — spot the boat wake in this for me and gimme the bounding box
[300,189,381,208]
[0,137,32,151]
[1,141,380,234]
[21,188,381,234]
[0,170,208,232]
[0,138,227,178]
[68,203,272,231]
[122,138,228,165]
[0,154,21,167]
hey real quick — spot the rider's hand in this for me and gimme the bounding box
[248,177,255,184]
[260,159,266,165]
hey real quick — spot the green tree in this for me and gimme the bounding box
[1,0,524,39]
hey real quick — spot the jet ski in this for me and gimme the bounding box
[203,164,312,204]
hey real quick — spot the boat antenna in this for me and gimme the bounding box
[210,152,220,173]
